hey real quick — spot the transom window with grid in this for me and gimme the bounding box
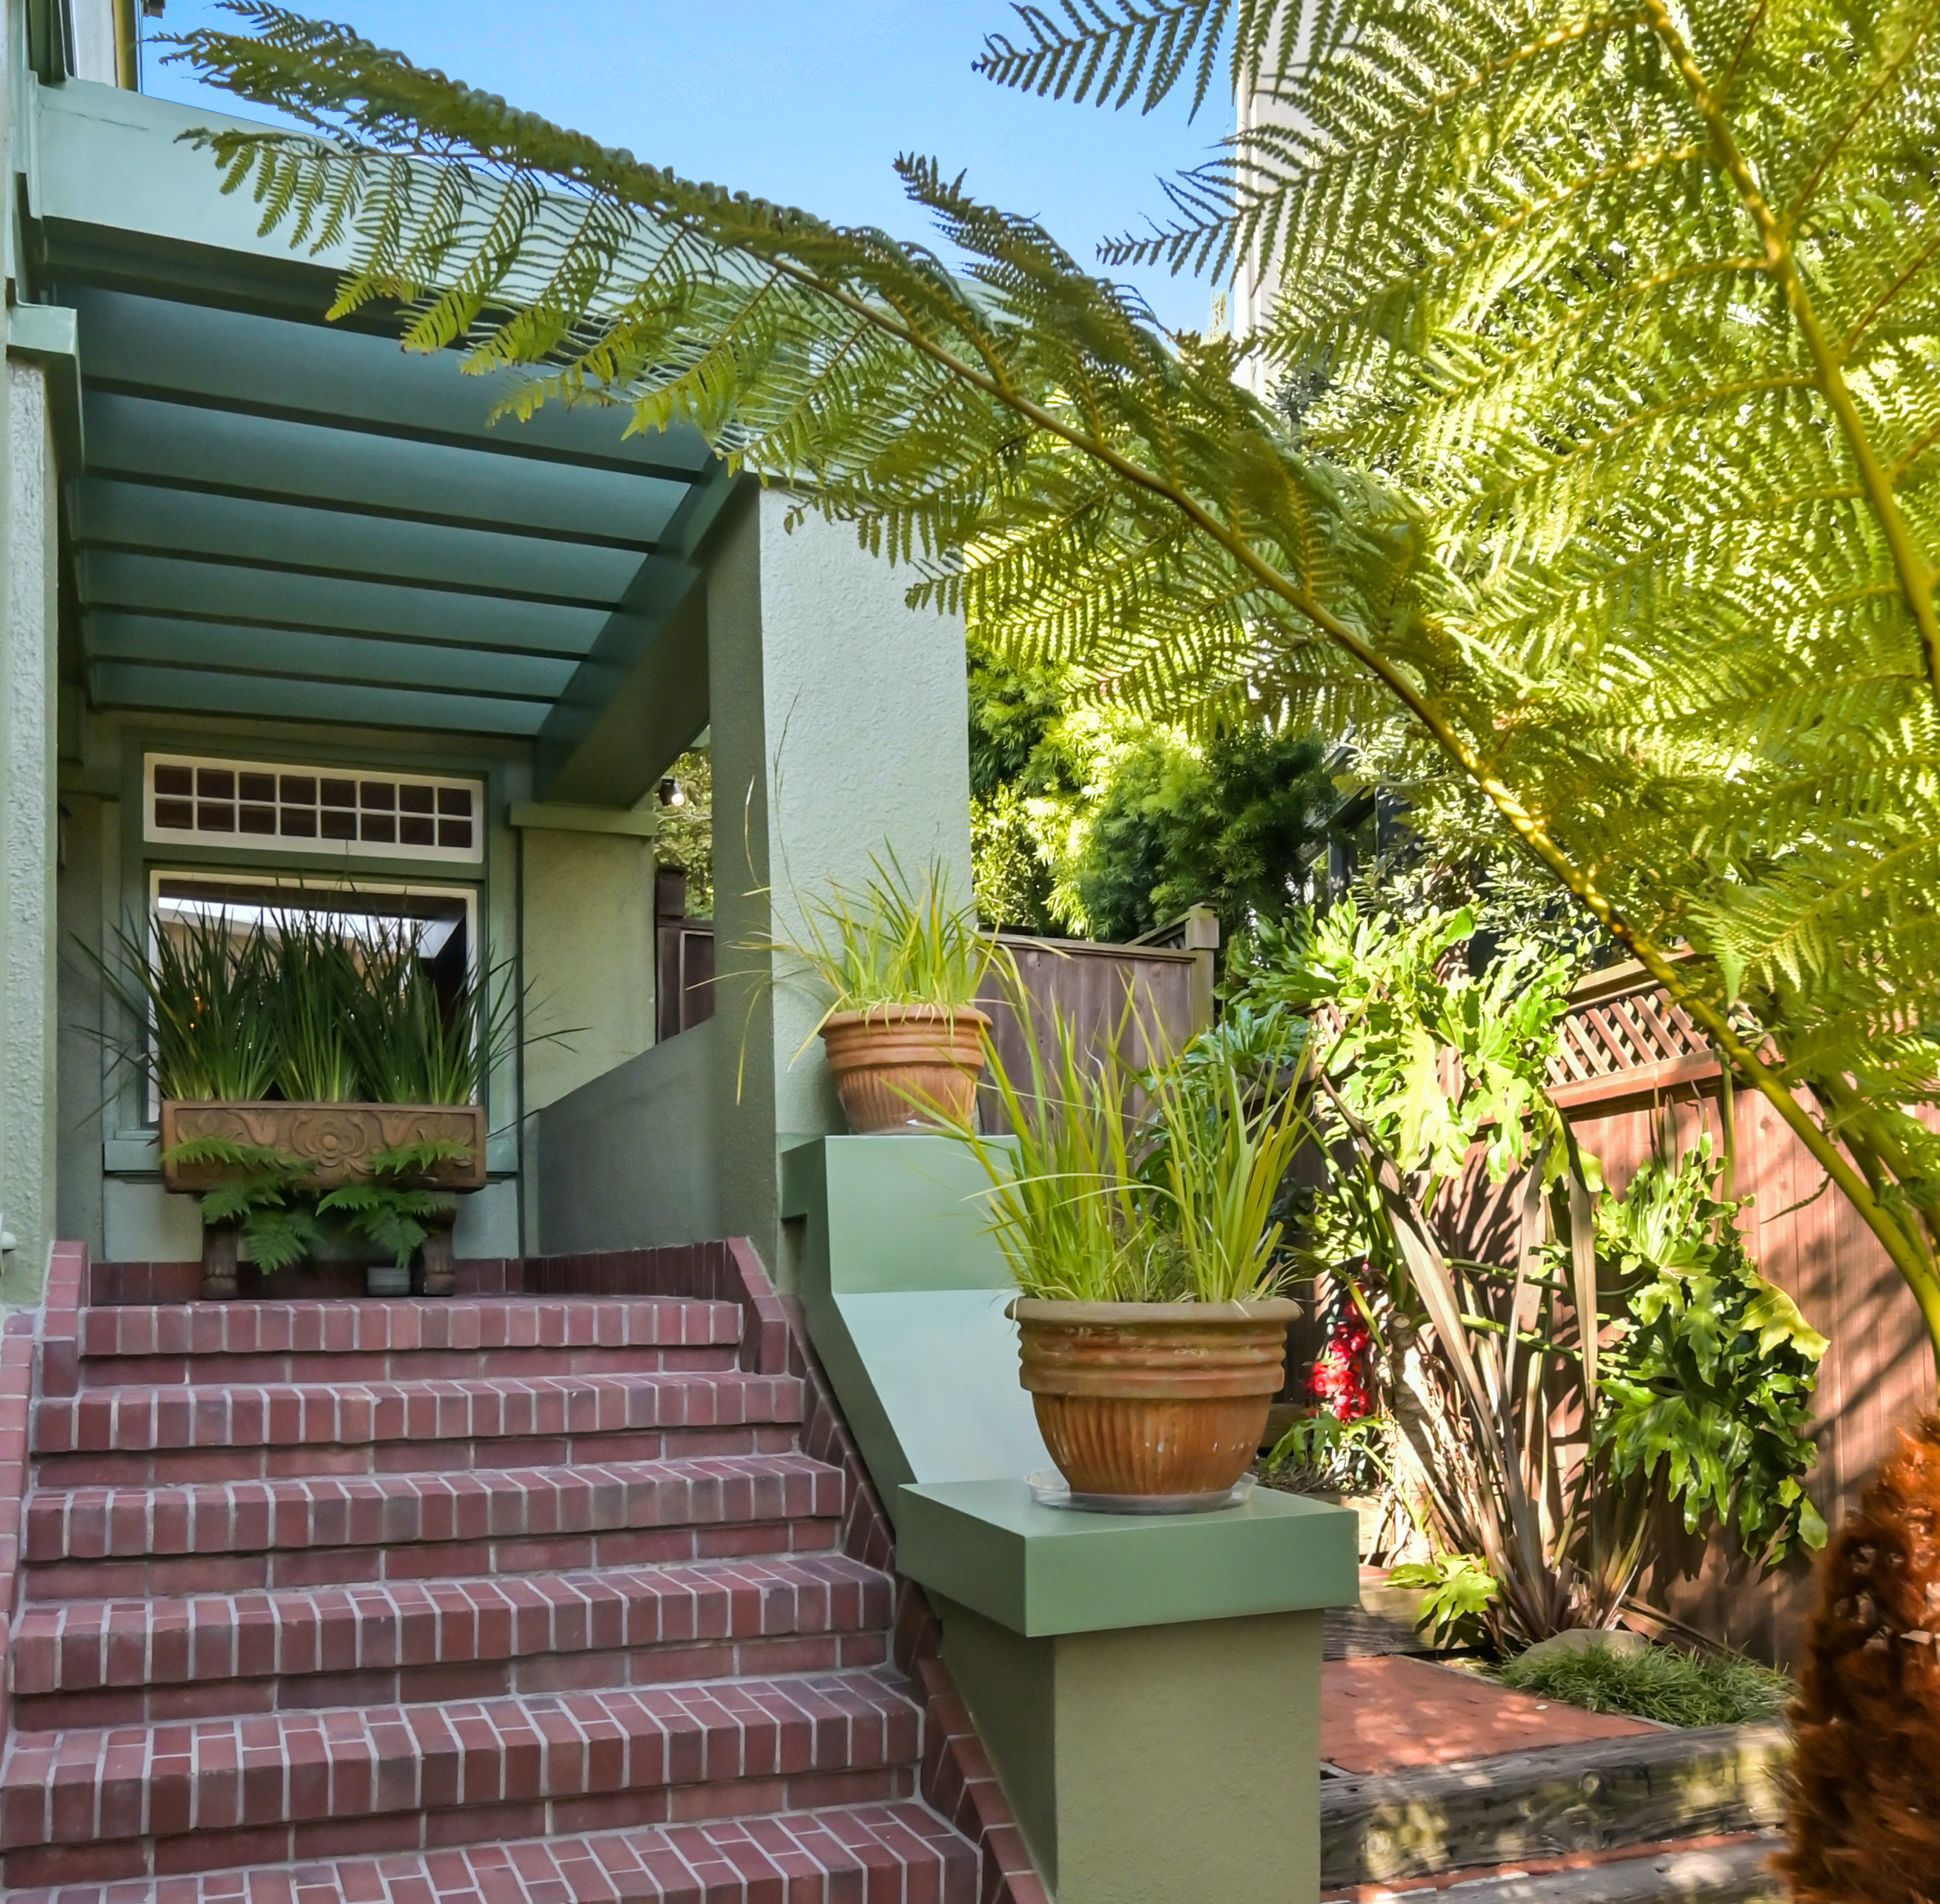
[145,754,484,864]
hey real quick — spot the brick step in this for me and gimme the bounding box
[0,1673,924,1880]
[10,1555,896,1728]
[22,1455,845,1600]
[33,1372,805,1482]
[73,1300,743,1390]
[1,1798,978,1904]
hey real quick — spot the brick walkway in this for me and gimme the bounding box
[1321,1653,1652,1773]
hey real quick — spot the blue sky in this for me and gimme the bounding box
[143,2,1232,334]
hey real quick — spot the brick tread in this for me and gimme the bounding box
[0,1673,922,1849]
[0,1800,977,1904]
[24,1455,844,1564]
[13,1557,894,1694]
[79,1303,742,1363]
[36,1375,804,1456]
[13,1284,990,1901]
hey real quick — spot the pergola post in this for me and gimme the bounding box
[0,357,61,1303]
[707,486,974,1279]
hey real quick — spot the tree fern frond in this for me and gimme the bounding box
[974,0,1293,119]
[168,0,1940,1350]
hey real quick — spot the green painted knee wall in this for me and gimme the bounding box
[937,1597,1326,1904]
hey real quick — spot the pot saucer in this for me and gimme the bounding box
[1026,1470,1256,1516]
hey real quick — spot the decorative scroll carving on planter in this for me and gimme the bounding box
[158,1100,488,1191]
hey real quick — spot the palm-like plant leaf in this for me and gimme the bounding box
[170,1,1940,1356]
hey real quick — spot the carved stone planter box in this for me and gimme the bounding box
[159,1100,488,1191]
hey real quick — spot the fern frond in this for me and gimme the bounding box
[168,0,1940,1351]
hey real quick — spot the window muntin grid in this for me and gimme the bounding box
[145,755,484,863]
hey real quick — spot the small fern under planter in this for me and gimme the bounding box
[162,1105,484,1300]
[939,1005,1307,1501]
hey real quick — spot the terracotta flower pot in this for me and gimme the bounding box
[1014,1297,1301,1495]
[819,1005,989,1134]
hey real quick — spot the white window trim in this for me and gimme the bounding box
[143,752,486,866]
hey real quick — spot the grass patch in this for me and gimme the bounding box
[1498,1641,1792,1728]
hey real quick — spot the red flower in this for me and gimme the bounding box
[1310,1309,1373,1421]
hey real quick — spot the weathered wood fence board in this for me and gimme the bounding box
[1445,962,1938,1664]
[973,923,1215,1130]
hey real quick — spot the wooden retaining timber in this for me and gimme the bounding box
[1365,1837,1786,1904]
[1319,1719,1789,1888]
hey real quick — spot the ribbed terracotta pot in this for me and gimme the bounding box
[1014,1297,1301,1495]
[819,1005,989,1134]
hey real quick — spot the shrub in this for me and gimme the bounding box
[1499,1641,1791,1729]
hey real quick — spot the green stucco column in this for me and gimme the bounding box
[0,357,60,1302]
[707,489,972,1280]
[937,1597,1327,1904]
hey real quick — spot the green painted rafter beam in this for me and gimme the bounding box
[82,391,687,550]
[535,463,745,804]
[76,552,608,658]
[85,610,580,701]
[68,285,713,483]
[71,480,650,606]
[88,662,552,736]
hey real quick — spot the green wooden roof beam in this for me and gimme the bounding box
[83,393,688,549]
[76,554,610,658]
[85,611,581,701]
[90,662,552,736]
[534,462,741,805]
[67,284,712,482]
[73,482,649,606]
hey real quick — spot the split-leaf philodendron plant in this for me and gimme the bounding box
[170,3,1940,1369]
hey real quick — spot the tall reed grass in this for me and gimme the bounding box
[760,853,1000,1033]
[86,909,524,1106]
[937,1003,1310,1304]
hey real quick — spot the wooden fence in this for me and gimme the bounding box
[656,902,1218,1103]
[974,910,1218,1128]
[1445,960,1937,1665]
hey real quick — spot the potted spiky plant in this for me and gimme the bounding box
[91,911,495,1298]
[939,1009,1306,1501]
[764,854,1000,1134]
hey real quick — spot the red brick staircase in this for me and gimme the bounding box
[0,1244,1031,1904]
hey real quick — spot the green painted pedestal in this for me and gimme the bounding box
[900,1479,1356,1904]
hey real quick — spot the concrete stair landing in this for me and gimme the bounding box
[1,1286,980,1903]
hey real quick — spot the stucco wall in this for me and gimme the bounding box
[532,489,974,1273]
[518,825,656,1114]
[710,489,973,1274]
[1,361,59,1303]
[531,1016,722,1253]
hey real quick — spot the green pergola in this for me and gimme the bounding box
[35,79,728,804]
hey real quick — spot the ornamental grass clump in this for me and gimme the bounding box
[85,908,520,1109]
[762,853,999,1033]
[1499,1639,1791,1729]
[940,1005,1308,1305]
[349,927,521,1106]
[90,911,280,1103]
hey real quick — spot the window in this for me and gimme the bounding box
[150,873,474,975]
[145,753,483,863]
[144,872,480,1115]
